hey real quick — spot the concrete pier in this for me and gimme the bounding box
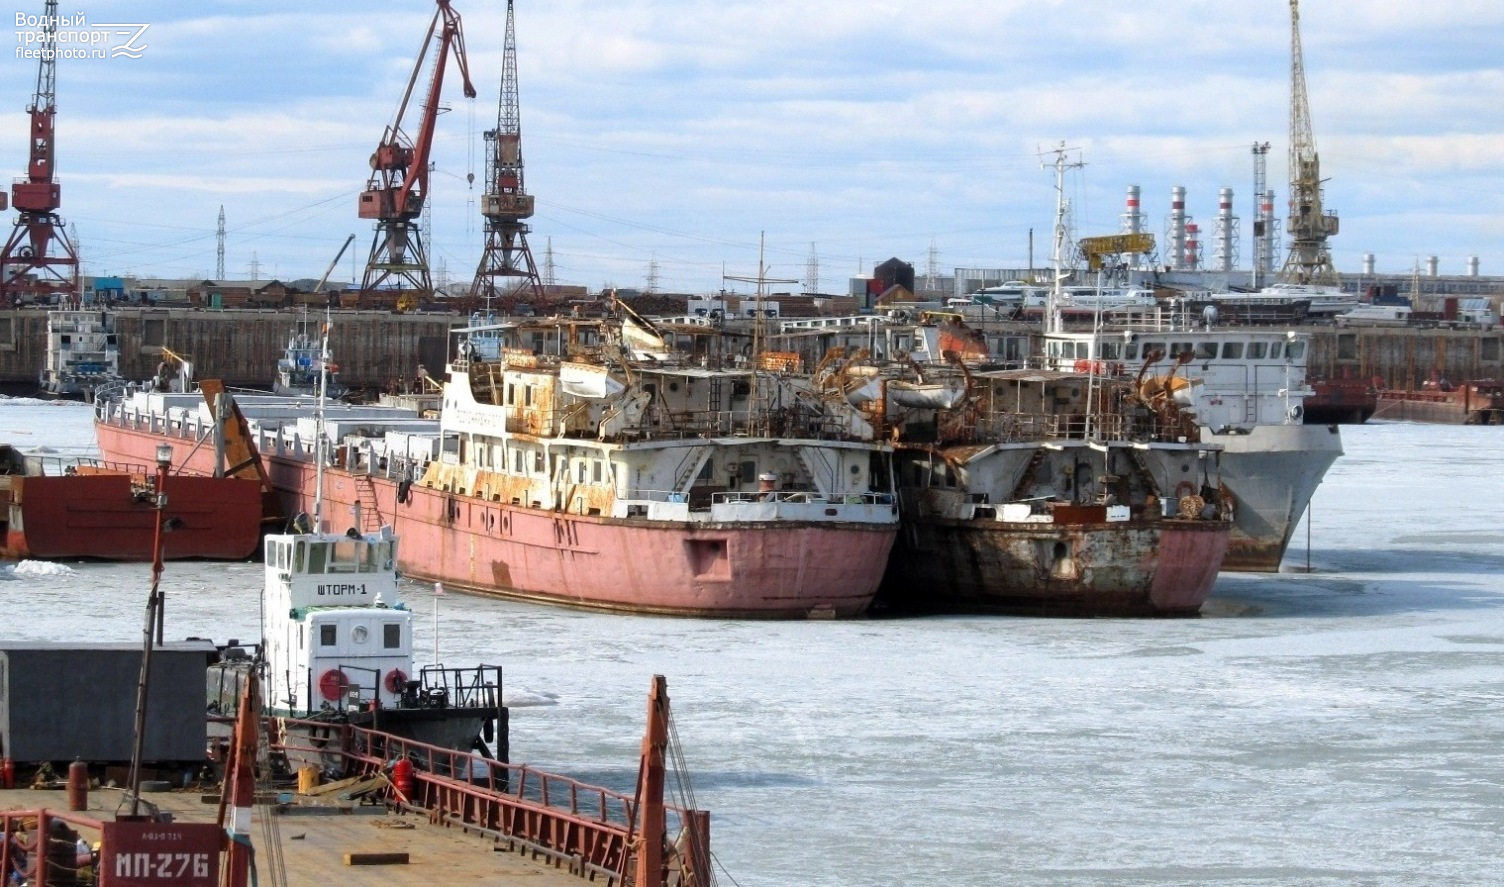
[0,308,458,392]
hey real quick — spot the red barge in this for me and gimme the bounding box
[1374,379,1504,425]
[0,447,263,562]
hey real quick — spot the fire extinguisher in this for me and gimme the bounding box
[392,757,413,801]
[1,758,14,790]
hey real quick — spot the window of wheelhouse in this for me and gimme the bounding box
[320,625,336,646]
[1247,342,1268,359]
[1195,341,1218,360]
[383,624,401,649]
[1269,341,1284,359]
[1222,342,1244,360]
[1286,340,1306,360]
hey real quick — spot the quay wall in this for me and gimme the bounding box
[0,308,457,391]
[1,308,1501,393]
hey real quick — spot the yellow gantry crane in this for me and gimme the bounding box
[1278,0,1340,286]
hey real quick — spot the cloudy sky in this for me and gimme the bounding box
[3,0,1501,294]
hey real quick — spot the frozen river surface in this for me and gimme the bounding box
[2,399,1502,885]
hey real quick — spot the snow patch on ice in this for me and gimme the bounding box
[5,560,78,578]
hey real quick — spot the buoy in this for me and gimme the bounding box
[384,668,409,695]
[318,668,350,702]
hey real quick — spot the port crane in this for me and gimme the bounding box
[470,0,545,310]
[358,0,475,306]
[1,0,80,306]
[1277,0,1339,286]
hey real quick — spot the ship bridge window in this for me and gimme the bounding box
[320,625,336,646]
[593,461,603,483]
[384,624,401,649]
[1247,342,1268,359]
[1170,342,1193,359]
[1195,342,1218,360]
[1269,342,1284,359]
[525,385,534,407]
[577,461,587,482]
[1099,341,1124,360]
[1222,342,1244,360]
[533,450,544,473]
[1286,341,1306,360]
[514,449,524,473]
[507,383,516,405]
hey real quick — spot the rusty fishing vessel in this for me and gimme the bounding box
[818,337,1233,617]
[94,311,898,618]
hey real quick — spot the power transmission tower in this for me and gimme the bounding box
[216,206,226,279]
[803,242,819,294]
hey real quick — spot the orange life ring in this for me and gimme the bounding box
[1072,359,1106,375]
[318,668,350,701]
[384,668,409,695]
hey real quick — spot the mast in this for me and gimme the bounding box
[312,313,330,532]
[1043,143,1084,336]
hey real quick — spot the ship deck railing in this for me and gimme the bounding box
[613,488,897,523]
[963,410,1189,444]
[268,717,707,885]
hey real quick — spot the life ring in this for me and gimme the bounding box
[1288,404,1304,421]
[1174,481,1196,500]
[384,668,409,694]
[318,668,350,702]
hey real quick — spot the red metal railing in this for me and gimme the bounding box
[272,716,705,885]
[1,809,104,887]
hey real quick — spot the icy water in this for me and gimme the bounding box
[3,397,1503,886]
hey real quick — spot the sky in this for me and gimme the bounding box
[2,1,1502,295]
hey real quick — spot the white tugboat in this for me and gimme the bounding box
[39,309,125,400]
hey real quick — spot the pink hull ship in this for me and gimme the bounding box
[96,417,896,618]
[95,319,901,619]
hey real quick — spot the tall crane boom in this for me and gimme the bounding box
[1278,0,1339,286]
[471,0,544,309]
[359,0,475,304]
[1,0,80,306]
